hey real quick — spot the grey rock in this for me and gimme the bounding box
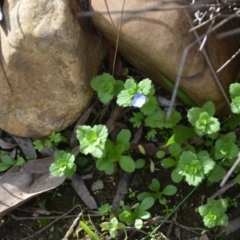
[0,0,106,137]
[91,0,240,114]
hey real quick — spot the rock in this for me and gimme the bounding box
[90,0,240,114]
[0,0,106,137]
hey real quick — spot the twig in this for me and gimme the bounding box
[211,179,236,199]
[220,152,240,187]
[9,213,78,221]
[21,206,79,240]
[112,0,125,75]
[62,211,82,240]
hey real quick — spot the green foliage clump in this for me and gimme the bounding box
[96,129,136,174]
[77,125,108,159]
[49,150,76,178]
[90,73,124,104]
[199,198,228,228]
[137,178,177,205]
[0,154,25,172]
[187,101,220,136]
[100,217,125,238]
[33,132,67,151]
[229,83,240,114]
[176,150,215,186]
[119,197,155,229]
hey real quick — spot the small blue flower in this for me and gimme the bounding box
[132,93,147,108]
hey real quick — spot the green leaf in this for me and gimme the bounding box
[0,163,12,172]
[80,221,100,240]
[161,158,177,168]
[49,132,62,144]
[137,192,155,201]
[202,101,215,116]
[119,210,135,225]
[164,110,182,128]
[96,157,112,171]
[230,97,240,114]
[171,168,183,183]
[156,151,165,159]
[134,218,143,229]
[208,165,226,183]
[117,78,138,107]
[33,139,44,152]
[144,109,165,128]
[15,157,25,166]
[222,114,240,130]
[229,83,240,98]
[161,185,177,196]
[140,96,158,115]
[159,197,167,205]
[116,129,131,151]
[118,156,135,172]
[168,143,182,159]
[137,78,152,96]
[164,128,196,147]
[77,125,108,158]
[49,150,76,178]
[114,80,125,96]
[1,155,14,165]
[149,178,160,192]
[75,156,88,167]
[90,73,116,104]
[130,112,145,128]
[235,173,240,185]
[146,129,157,141]
[104,164,115,175]
[139,197,155,211]
[136,209,151,220]
[135,159,145,169]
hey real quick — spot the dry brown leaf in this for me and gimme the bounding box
[71,174,97,209]
[0,139,17,149]
[0,157,65,217]
[11,135,37,159]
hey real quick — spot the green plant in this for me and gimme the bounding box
[214,132,239,160]
[160,142,215,186]
[187,101,220,136]
[0,154,25,172]
[98,203,112,216]
[77,125,108,159]
[33,132,67,151]
[229,83,240,114]
[118,197,155,229]
[128,188,138,199]
[198,198,228,228]
[49,150,76,178]
[175,150,215,186]
[100,217,126,238]
[96,129,136,174]
[80,221,100,240]
[137,178,177,205]
[117,78,156,110]
[90,73,124,104]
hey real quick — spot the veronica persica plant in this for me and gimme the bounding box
[187,101,220,136]
[176,150,215,186]
[229,83,240,114]
[199,198,228,228]
[77,125,108,158]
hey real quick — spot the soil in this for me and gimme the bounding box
[1,164,240,240]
